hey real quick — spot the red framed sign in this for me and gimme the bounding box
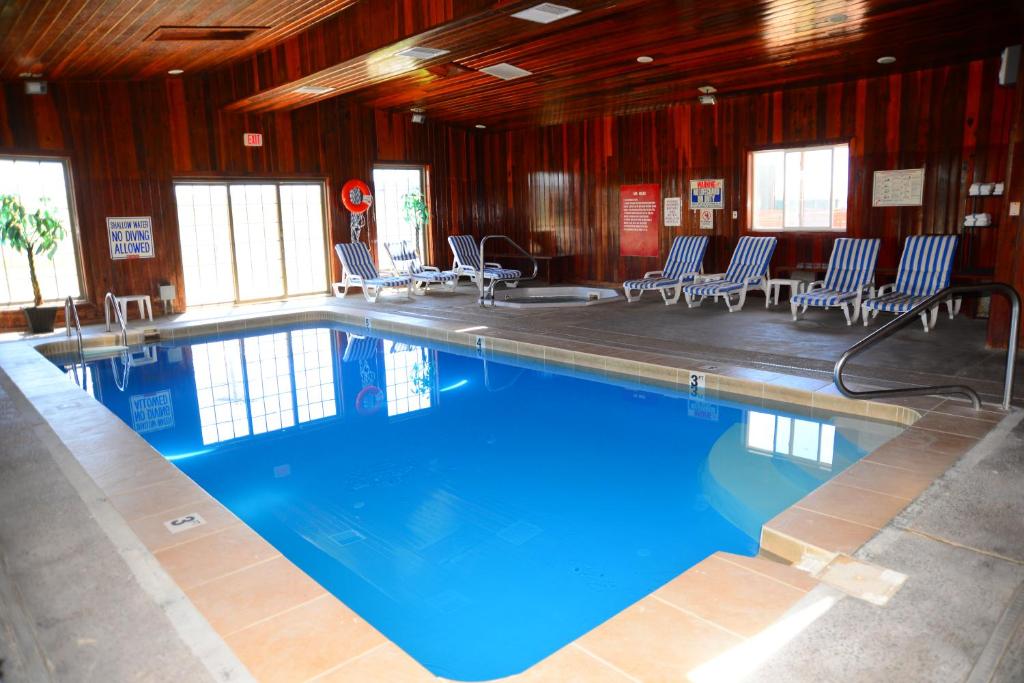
[620,184,660,257]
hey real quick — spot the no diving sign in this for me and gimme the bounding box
[107,216,155,260]
[689,179,724,210]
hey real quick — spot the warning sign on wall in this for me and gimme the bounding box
[689,179,724,209]
[620,184,660,257]
[107,216,155,260]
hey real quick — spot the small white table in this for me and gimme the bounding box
[766,278,805,307]
[115,294,153,322]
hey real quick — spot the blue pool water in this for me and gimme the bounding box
[57,322,900,680]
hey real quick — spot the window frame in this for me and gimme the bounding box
[747,141,851,234]
[172,177,332,306]
[372,162,431,261]
[0,153,88,308]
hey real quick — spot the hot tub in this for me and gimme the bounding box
[490,286,621,308]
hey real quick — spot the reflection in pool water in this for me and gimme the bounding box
[58,323,901,681]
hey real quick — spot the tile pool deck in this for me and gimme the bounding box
[0,290,1017,682]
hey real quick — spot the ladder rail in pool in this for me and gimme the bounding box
[834,282,1020,410]
[478,235,539,306]
[64,296,86,388]
[103,291,129,347]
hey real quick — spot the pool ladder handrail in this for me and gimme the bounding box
[103,291,129,348]
[478,235,539,307]
[834,282,1020,411]
[64,296,86,388]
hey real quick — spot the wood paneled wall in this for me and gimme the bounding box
[469,59,1016,289]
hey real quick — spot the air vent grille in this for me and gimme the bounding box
[294,85,335,95]
[511,3,581,24]
[479,62,533,80]
[395,46,451,60]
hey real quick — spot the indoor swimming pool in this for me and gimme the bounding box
[54,322,902,681]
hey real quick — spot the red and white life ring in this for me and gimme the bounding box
[341,179,372,214]
[355,385,384,415]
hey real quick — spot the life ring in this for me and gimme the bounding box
[355,385,384,415]
[341,179,372,214]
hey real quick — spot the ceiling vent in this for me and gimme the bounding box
[294,85,335,95]
[395,46,451,60]
[511,3,581,24]
[147,26,264,41]
[479,62,533,80]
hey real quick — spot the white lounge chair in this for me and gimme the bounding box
[682,236,777,312]
[861,235,960,333]
[384,240,458,295]
[333,242,412,302]
[623,235,709,305]
[447,234,521,290]
[790,238,880,325]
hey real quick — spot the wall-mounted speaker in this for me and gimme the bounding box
[24,80,47,95]
[999,45,1020,86]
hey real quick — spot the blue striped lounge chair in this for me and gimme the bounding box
[790,238,880,325]
[332,242,412,303]
[447,234,522,289]
[384,240,458,295]
[623,235,709,305]
[862,234,960,333]
[342,334,381,362]
[682,236,777,312]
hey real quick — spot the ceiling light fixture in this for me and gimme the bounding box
[877,55,896,64]
[479,63,533,80]
[410,106,426,113]
[396,46,451,60]
[475,124,487,129]
[697,85,717,94]
[698,94,717,105]
[636,56,654,64]
[511,3,581,24]
[827,13,848,23]
[167,69,184,75]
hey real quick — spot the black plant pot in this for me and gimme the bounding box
[22,306,58,334]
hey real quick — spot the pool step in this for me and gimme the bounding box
[81,345,129,361]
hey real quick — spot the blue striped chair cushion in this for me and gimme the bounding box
[624,275,695,290]
[791,288,857,307]
[863,292,928,313]
[662,235,709,280]
[482,267,521,280]
[893,235,958,296]
[823,238,880,292]
[683,280,747,296]
[366,275,412,287]
[448,234,481,270]
[723,236,777,283]
[411,270,458,283]
[335,242,380,280]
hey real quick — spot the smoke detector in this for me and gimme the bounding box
[511,3,581,24]
[396,46,451,60]
[479,63,533,80]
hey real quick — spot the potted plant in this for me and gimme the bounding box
[0,194,68,333]
[401,192,429,248]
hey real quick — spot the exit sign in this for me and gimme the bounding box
[243,133,263,147]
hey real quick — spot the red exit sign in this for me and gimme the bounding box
[243,133,263,147]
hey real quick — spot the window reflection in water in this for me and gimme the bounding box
[384,341,433,418]
[746,411,835,469]
[193,329,337,445]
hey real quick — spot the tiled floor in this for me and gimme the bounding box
[0,290,1015,682]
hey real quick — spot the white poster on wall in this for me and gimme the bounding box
[872,168,925,207]
[689,179,724,209]
[699,209,714,230]
[663,197,682,226]
[107,216,155,260]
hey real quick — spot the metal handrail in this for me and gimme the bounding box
[834,283,1020,411]
[103,291,129,347]
[64,296,85,387]
[478,235,539,306]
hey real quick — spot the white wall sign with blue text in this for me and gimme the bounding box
[689,179,724,209]
[107,216,155,260]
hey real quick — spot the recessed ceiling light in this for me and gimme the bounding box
[294,85,334,95]
[511,3,581,24]
[877,56,896,65]
[167,69,184,75]
[697,85,717,94]
[636,56,654,64]
[395,46,451,60]
[18,71,43,78]
[479,63,533,80]
[475,124,487,129]
[827,13,848,23]
[410,106,426,113]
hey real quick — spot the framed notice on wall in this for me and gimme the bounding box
[620,184,660,257]
[872,168,925,207]
[663,197,682,227]
[107,216,155,260]
[689,179,724,209]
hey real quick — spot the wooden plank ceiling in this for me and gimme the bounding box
[1,0,1021,129]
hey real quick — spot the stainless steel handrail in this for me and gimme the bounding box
[834,283,1020,411]
[478,235,540,306]
[103,291,129,347]
[64,296,85,387]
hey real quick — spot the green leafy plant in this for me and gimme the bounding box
[0,194,67,307]
[401,192,429,240]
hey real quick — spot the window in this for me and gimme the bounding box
[0,156,83,305]
[372,166,427,269]
[174,181,328,305]
[750,143,849,231]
